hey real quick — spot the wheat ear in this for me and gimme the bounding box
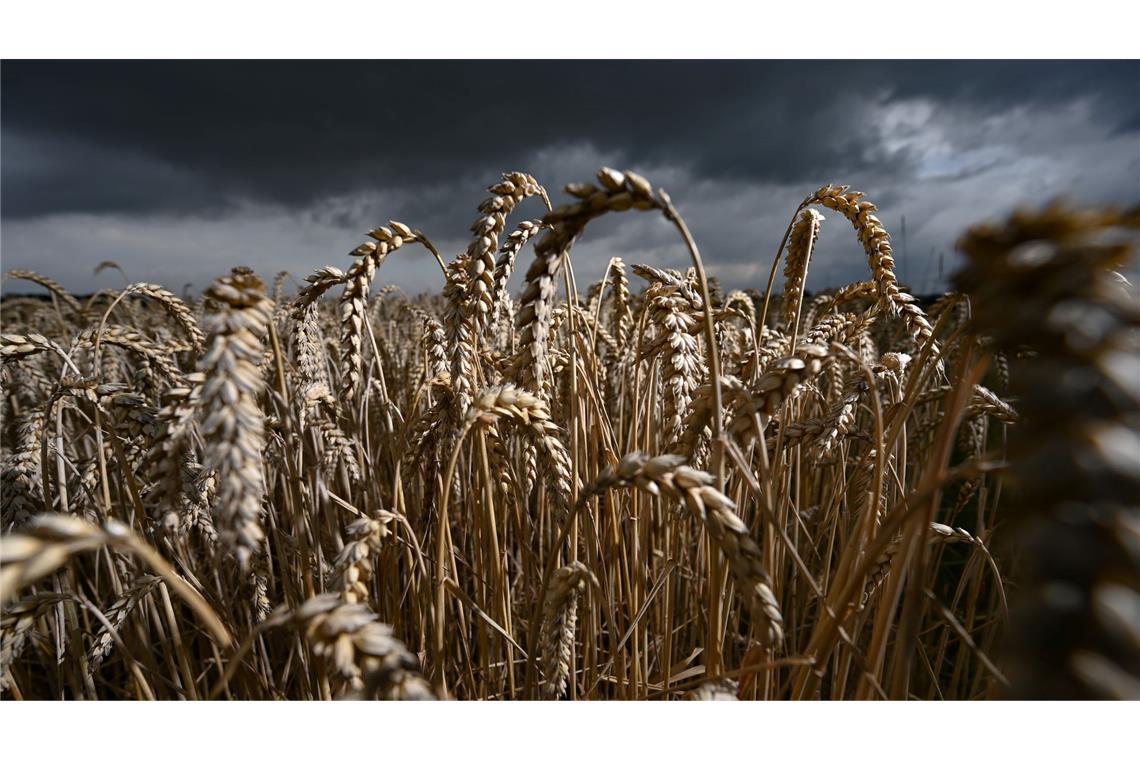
[781,209,825,339]
[577,453,784,648]
[800,186,937,357]
[955,202,1140,698]
[540,561,597,699]
[4,270,83,314]
[196,269,274,570]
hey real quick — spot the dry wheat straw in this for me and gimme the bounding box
[579,453,784,647]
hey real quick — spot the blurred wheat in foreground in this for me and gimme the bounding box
[1,168,1137,700]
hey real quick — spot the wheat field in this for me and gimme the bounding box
[1,167,1137,700]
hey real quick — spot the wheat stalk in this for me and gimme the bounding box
[797,186,937,358]
[195,270,274,570]
[781,209,825,339]
[575,453,784,648]
[118,283,205,351]
[513,167,663,392]
[466,385,573,515]
[339,223,432,397]
[492,219,546,326]
[956,202,1140,698]
[540,560,597,699]
[0,514,230,645]
[465,174,549,335]
[269,593,434,699]
[4,270,83,314]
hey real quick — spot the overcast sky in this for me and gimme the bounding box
[2,60,1138,298]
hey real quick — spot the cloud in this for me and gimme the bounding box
[1,129,227,218]
[2,60,1137,297]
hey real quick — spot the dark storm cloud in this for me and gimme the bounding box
[2,60,1138,296]
[4,60,1136,219]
